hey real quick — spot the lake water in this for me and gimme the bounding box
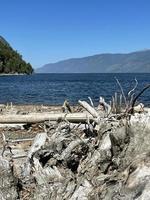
[0,73,149,105]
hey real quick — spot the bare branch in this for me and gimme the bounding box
[128,78,138,98]
[129,84,150,114]
[99,96,111,115]
[88,97,94,107]
[78,100,99,118]
[115,77,127,107]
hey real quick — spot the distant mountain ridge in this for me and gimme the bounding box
[36,50,150,73]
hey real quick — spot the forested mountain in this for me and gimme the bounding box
[0,36,33,74]
[36,50,150,73]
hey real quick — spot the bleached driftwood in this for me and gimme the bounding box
[0,156,18,199]
[61,138,89,160]
[99,96,111,115]
[27,132,47,159]
[133,103,144,113]
[0,123,25,129]
[8,138,34,143]
[70,179,93,200]
[12,154,27,159]
[88,97,94,107]
[33,157,63,185]
[23,132,48,176]
[78,100,99,118]
[0,113,94,124]
[62,100,72,113]
[1,132,13,157]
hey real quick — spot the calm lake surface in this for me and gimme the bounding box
[0,73,149,105]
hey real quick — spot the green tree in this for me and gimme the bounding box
[0,36,34,74]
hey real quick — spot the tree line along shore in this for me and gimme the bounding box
[0,36,33,75]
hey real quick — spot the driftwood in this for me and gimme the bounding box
[8,138,34,143]
[0,82,150,200]
[99,96,111,114]
[62,100,72,113]
[88,96,94,107]
[0,156,18,199]
[0,109,150,199]
[23,132,48,177]
[130,84,150,114]
[61,138,89,160]
[0,113,94,124]
[27,132,47,159]
[78,100,99,118]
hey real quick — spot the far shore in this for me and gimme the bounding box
[0,73,30,76]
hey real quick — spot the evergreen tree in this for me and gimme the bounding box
[0,36,34,74]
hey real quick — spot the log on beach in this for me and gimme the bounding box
[0,113,94,124]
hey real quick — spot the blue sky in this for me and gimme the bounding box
[1,0,150,68]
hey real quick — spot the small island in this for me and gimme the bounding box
[0,36,33,75]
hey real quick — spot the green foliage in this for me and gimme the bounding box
[0,36,33,74]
